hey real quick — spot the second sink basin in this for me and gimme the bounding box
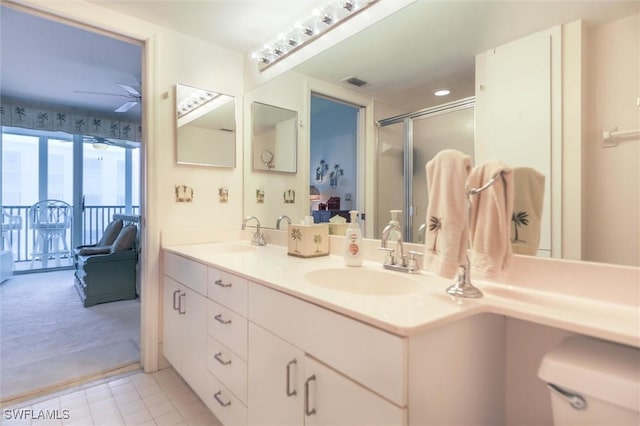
[304,268,422,296]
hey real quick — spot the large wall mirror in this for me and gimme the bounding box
[242,1,639,268]
[251,101,297,173]
[176,83,236,167]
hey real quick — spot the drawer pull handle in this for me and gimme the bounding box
[304,374,316,416]
[214,314,231,325]
[178,293,186,315]
[172,290,180,311]
[214,279,232,288]
[286,359,297,396]
[214,352,232,366]
[213,391,231,407]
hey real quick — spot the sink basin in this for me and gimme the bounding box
[205,243,256,253]
[304,268,421,296]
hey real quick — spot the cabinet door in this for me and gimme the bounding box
[248,323,304,426]
[162,276,183,374]
[304,356,407,426]
[181,286,208,398]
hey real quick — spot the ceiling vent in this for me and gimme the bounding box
[341,76,369,87]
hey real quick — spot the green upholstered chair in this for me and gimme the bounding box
[74,220,139,307]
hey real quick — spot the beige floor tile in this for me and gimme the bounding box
[184,410,222,426]
[136,384,163,399]
[90,407,121,424]
[122,408,152,426]
[175,401,207,421]
[116,399,146,417]
[109,382,137,396]
[85,390,113,406]
[142,392,170,408]
[113,390,141,406]
[153,410,183,426]
[88,398,117,416]
[146,401,175,419]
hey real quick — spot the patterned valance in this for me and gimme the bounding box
[0,101,142,142]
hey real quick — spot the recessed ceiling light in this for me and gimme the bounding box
[434,89,451,96]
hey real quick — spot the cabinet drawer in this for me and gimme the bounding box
[208,300,247,360]
[207,336,247,405]
[203,371,247,426]
[249,282,407,406]
[164,252,207,296]
[208,267,248,316]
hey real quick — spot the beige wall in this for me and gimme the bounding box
[585,13,640,267]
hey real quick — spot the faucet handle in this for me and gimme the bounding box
[378,247,395,265]
[407,250,423,272]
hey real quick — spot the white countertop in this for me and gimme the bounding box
[163,241,639,347]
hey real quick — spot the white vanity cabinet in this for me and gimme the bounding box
[202,266,249,425]
[247,282,407,425]
[162,252,208,398]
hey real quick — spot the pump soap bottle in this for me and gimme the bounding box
[344,210,364,267]
[387,210,402,241]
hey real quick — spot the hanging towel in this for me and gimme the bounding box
[467,160,514,280]
[511,167,545,255]
[424,149,472,279]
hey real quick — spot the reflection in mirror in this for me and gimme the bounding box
[252,102,297,173]
[176,83,235,167]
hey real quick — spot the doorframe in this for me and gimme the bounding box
[4,1,157,372]
[305,79,375,236]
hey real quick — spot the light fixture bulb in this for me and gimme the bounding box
[434,89,451,96]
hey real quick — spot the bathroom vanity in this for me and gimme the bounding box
[162,237,639,425]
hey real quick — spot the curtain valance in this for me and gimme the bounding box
[0,101,142,142]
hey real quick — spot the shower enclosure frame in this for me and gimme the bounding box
[376,96,475,242]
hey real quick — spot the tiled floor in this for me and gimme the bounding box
[1,368,221,426]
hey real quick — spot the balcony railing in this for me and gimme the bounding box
[1,205,139,268]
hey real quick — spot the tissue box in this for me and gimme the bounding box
[288,224,329,258]
[328,223,348,235]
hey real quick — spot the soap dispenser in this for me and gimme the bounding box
[387,210,402,241]
[344,210,364,267]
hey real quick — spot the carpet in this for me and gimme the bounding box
[0,270,140,402]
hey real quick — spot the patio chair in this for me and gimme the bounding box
[28,199,72,268]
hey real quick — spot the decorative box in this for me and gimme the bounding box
[288,224,329,258]
[328,223,348,236]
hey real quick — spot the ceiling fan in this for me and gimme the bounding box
[75,83,142,113]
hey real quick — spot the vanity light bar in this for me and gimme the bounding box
[177,89,219,117]
[252,0,378,71]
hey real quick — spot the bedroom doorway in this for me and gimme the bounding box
[0,4,144,403]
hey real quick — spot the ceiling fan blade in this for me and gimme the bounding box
[74,90,129,98]
[115,101,138,113]
[118,84,141,97]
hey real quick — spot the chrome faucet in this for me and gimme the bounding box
[379,223,422,273]
[276,215,291,230]
[242,216,266,246]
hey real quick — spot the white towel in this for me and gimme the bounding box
[467,160,514,280]
[511,167,545,255]
[424,149,472,279]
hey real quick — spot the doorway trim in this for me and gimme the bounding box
[305,78,375,236]
[5,1,158,373]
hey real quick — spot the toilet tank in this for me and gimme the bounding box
[538,335,640,426]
